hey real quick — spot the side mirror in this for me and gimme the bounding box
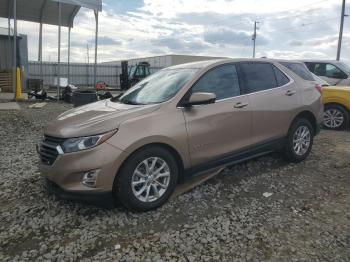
[183,92,216,107]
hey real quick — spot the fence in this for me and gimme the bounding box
[28,61,162,89]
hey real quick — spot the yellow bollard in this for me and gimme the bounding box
[15,67,22,99]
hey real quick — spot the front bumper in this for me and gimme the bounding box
[39,141,128,197]
[46,179,113,207]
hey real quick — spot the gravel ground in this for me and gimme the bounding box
[0,102,349,261]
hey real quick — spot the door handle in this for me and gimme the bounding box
[285,90,296,96]
[234,102,248,109]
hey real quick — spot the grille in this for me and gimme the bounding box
[40,135,65,165]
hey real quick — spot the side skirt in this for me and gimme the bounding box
[183,137,286,181]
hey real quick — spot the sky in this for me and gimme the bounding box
[0,0,349,63]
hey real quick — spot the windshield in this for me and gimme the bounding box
[336,62,350,75]
[117,68,198,105]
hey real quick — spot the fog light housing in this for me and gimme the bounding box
[82,170,99,187]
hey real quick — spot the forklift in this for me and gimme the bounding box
[120,61,151,90]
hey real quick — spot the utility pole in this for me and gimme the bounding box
[252,21,259,58]
[336,0,348,61]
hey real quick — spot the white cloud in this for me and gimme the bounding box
[0,0,348,63]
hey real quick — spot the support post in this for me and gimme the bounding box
[8,1,11,71]
[336,0,346,61]
[57,2,61,101]
[93,10,99,89]
[12,0,17,99]
[252,21,259,58]
[39,22,43,79]
[67,26,71,84]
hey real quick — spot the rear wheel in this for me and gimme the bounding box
[284,118,314,162]
[114,146,178,212]
[324,104,349,130]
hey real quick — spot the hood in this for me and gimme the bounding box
[45,99,160,138]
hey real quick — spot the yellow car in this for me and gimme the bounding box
[322,86,350,130]
[311,73,350,130]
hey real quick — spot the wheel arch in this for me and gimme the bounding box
[324,102,349,112]
[113,142,186,192]
[291,110,317,134]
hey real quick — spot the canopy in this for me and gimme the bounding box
[0,0,102,27]
[1,0,102,100]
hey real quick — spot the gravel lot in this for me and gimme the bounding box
[0,102,349,261]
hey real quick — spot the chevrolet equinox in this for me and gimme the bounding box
[39,59,323,211]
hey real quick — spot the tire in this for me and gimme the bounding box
[114,146,179,212]
[324,104,349,130]
[284,118,314,163]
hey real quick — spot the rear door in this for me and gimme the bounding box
[183,64,252,167]
[238,62,300,144]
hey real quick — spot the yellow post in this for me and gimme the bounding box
[15,67,22,99]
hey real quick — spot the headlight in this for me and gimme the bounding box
[62,130,116,153]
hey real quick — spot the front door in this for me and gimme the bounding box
[182,64,252,167]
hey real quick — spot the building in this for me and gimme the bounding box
[0,27,28,92]
[104,54,228,68]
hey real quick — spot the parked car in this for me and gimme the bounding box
[38,59,323,211]
[312,73,350,130]
[302,60,350,86]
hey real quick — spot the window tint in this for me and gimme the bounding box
[239,62,277,93]
[325,64,345,78]
[280,62,314,81]
[304,62,316,73]
[191,64,240,100]
[273,66,290,86]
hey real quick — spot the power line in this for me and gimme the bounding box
[266,16,340,33]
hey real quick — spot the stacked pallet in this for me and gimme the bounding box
[0,72,13,92]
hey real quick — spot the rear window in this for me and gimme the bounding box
[280,62,314,81]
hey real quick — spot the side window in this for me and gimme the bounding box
[325,64,345,79]
[280,62,314,81]
[314,63,327,76]
[191,64,240,100]
[135,66,145,77]
[273,66,290,86]
[239,62,277,93]
[305,62,316,73]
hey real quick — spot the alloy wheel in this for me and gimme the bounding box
[324,109,344,129]
[292,125,311,156]
[131,157,170,203]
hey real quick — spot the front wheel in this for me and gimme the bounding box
[284,118,314,163]
[114,146,178,212]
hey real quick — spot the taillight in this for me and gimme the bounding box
[315,84,322,94]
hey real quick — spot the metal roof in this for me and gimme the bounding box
[0,0,102,27]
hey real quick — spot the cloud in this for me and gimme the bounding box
[203,29,268,46]
[93,36,122,46]
[288,40,303,46]
[151,37,209,53]
[0,0,348,63]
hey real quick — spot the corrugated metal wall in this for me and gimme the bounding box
[28,61,163,88]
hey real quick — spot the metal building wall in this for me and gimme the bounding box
[28,61,163,88]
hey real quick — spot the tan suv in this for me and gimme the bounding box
[39,59,323,211]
